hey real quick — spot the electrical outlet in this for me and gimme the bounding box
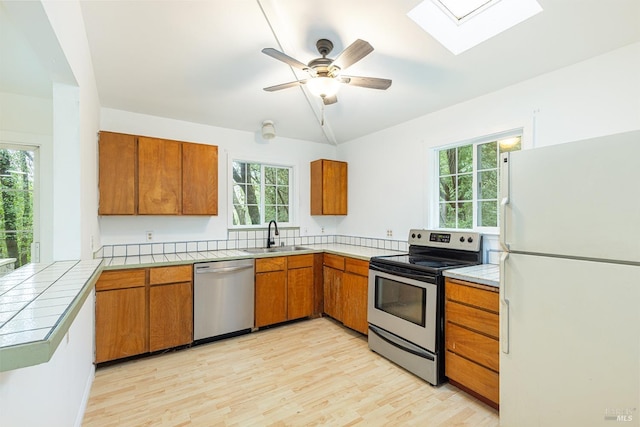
[146,231,153,242]
[386,230,393,237]
[321,227,325,234]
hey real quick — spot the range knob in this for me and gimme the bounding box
[411,233,416,238]
[459,236,465,242]
[468,237,474,243]
[417,233,422,239]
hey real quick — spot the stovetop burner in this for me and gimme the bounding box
[370,229,483,275]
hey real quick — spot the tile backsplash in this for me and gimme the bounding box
[95,228,409,259]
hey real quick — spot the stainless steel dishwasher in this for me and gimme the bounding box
[193,258,255,341]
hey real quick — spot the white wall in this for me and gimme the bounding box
[0,293,96,427]
[99,108,337,245]
[42,0,101,261]
[338,42,640,242]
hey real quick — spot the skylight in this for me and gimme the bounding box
[408,0,543,55]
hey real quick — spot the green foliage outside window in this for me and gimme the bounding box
[0,148,34,267]
[438,135,521,229]
[232,161,291,226]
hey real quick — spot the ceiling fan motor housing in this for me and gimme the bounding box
[316,39,334,56]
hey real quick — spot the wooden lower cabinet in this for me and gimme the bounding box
[322,254,369,335]
[95,265,194,363]
[287,255,314,320]
[342,258,369,334]
[255,255,314,328]
[95,286,147,363]
[445,277,500,409]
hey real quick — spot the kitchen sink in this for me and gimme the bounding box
[242,246,310,254]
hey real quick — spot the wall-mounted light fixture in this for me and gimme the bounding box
[262,120,276,140]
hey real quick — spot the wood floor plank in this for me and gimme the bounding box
[83,317,498,426]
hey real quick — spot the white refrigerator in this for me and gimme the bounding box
[499,131,640,426]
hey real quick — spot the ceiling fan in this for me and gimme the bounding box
[262,38,392,105]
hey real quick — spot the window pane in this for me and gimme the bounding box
[277,206,289,222]
[458,145,473,173]
[0,147,35,267]
[478,141,497,170]
[277,168,289,185]
[264,205,276,222]
[458,202,473,229]
[265,185,276,203]
[439,148,456,175]
[458,173,473,200]
[439,176,456,202]
[478,170,498,199]
[479,200,498,227]
[439,202,456,228]
[265,167,276,185]
[277,187,289,204]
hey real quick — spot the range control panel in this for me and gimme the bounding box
[408,229,481,252]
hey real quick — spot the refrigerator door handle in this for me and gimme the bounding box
[500,251,510,354]
[499,153,511,252]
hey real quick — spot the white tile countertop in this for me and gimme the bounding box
[101,243,405,270]
[0,259,103,371]
[443,263,500,287]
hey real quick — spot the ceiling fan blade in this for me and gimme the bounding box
[263,80,307,92]
[330,39,374,71]
[262,48,309,71]
[322,95,338,105]
[340,75,392,90]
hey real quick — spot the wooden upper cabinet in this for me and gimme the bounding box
[182,142,218,215]
[98,132,137,215]
[138,137,182,215]
[310,159,348,215]
[98,131,218,216]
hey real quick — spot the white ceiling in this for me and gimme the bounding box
[2,0,640,144]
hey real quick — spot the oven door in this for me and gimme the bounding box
[368,267,437,352]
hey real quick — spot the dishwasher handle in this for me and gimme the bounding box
[195,264,254,274]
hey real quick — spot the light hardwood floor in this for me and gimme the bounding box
[83,317,499,426]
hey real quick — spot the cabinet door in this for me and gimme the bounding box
[98,132,136,215]
[95,287,147,363]
[182,142,218,215]
[323,160,347,215]
[255,271,287,327]
[138,137,182,214]
[287,266,314,320]
[149,281,193,352]
[342,272,368,335]
[323,266,343,321]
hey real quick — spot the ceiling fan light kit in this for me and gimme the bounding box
[261,120,276,140]
[262,38,392,105]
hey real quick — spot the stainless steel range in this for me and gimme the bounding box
[368,229,482,386]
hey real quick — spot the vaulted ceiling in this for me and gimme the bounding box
[2,0,639,144]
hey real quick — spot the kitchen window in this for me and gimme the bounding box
[436,131,521,230]
[231,160,292,227]
[0,145,36,267]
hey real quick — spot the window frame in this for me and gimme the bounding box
[431,129,523,233]
[228,156,297,229]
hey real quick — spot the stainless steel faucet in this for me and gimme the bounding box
[267,220,279,248]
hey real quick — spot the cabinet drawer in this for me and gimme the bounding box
[446,351,499,405]
[446,322,499,372]
[345,257,369,276]
[149,265,193,285]
[446,300,499,339]
[446,280,499,313]
[96,269,146,291]
[288,254,314,269]
[256,256,286,273]
[323,253,345,270]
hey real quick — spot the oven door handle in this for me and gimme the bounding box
[368,264,436,284]
[369,324,435,361]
